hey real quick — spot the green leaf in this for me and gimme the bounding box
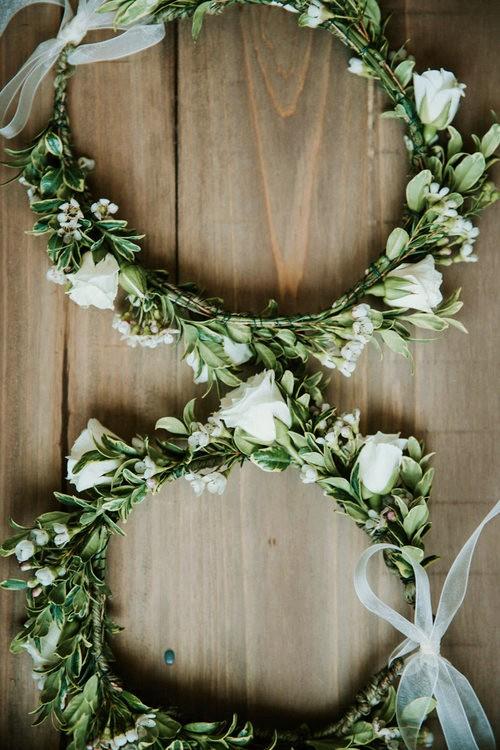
[385,227,409,260]
[406,170,432,212]
[453,152,486,192]
[403,504,429,539]
[45,132,63,157]
[30,198,64,213]
[250,446,291,472]
[394,59,415,87]
[280,370,294,397]
[63,165,85,192]
[0,578,28,590]
[379,329,412,360]
[480,123,500,158]
[40,167,62,195]
[155,417,188,435]
[447,126,463,158]
[254,342,276,369]
[400,456,423,490]
[191,1,212,39]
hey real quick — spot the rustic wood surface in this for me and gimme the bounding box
[1,2,499,747]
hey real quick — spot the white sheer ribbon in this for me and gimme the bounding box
[354,501,499,750]
[0,0,165,138]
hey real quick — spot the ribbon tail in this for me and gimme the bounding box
[0,0,66,36]
[68,24,166,65]
[396,653,440,750]
[0,41,60,138]
[435,660,496,750]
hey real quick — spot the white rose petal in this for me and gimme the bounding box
[216,370,291,444]
[67,418,121,492]
[222,336,252,365]
[67,252,119,310]
[385,254,443,312]
[357,432,407,495]
[185,350,209,384]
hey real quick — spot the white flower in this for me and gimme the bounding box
[302,0,332,27]
[357,432,407,495]
[188,429,210,450]
[185,350,209,384]
[185,472,206,496]
[91,198,119,220]
[341,340,365,361]
[143,456,162,480]
[22,619,61,690]
[78,156,95,172]
[46,266,67,285]
[57,197,83,228]
[353,317,374,340]
[222,336,252,365]
[113,736,127,748]
[427,182,450,203]
[53,523,70,547]
[300,465,318,484]
[15,539,35,562]
[136,713,156,728]
[352,303,371,319]
[347,57,371,77]
[35,567,57,586]
[67,418,121,492]
[112,315,178,349]
[204,472,227,495]
[126,729,139,743]
[384,254,443,312]
[339,360,356,377]
[67,252,119,310]
[216,370,291,444]
[30,528,49,546]
[413,69,465,130]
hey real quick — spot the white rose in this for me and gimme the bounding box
[222,336,252,365]
[67,418,121,492]
[413,69,465,130]
[216,370,291,444]
[67,252,119,310]
[185,350,209,384]
[15,539,35,562]
[384,254,443,312]
[357,432,407,495]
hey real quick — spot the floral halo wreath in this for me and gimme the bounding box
[1,0,499,388]
[1,369,499,750]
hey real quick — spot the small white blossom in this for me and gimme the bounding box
[143,456,162,480]
[53,523,70,547]
[353,316,374,341]
[188,429,210,450]
[78,156,95,172]
[30,528,49,546]
[341,340,365,361]
[91,198,119,220]
[347,57,371,77]
[136,714,157,728]
[204,472,227,495]
[427,182,450,203]
[46,266,67,285]
[339,360,356,377]
[300,465,318,484]
[352,303,371,319]
[112,315,178,349]
[302,0,332,28]
[35,567,57,586]
[15,539,35,562]
[57,198,83,229]
[185,472,206,496]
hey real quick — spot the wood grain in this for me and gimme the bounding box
[0,2,499,748]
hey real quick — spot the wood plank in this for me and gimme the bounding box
[0,6,65,749]
[0,0,498,746]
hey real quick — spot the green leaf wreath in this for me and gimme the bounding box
[2,369,437,750]
[3,0,499,388]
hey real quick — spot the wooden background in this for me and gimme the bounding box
[1,2,499,747]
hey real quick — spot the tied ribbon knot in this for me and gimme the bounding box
[0,0,166,138]
[354,501,499,750]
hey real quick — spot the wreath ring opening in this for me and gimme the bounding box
[1,369,438,750]
[2,0,499,388]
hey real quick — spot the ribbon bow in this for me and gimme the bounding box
[0,0,165,138]
[354,501,499,750]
